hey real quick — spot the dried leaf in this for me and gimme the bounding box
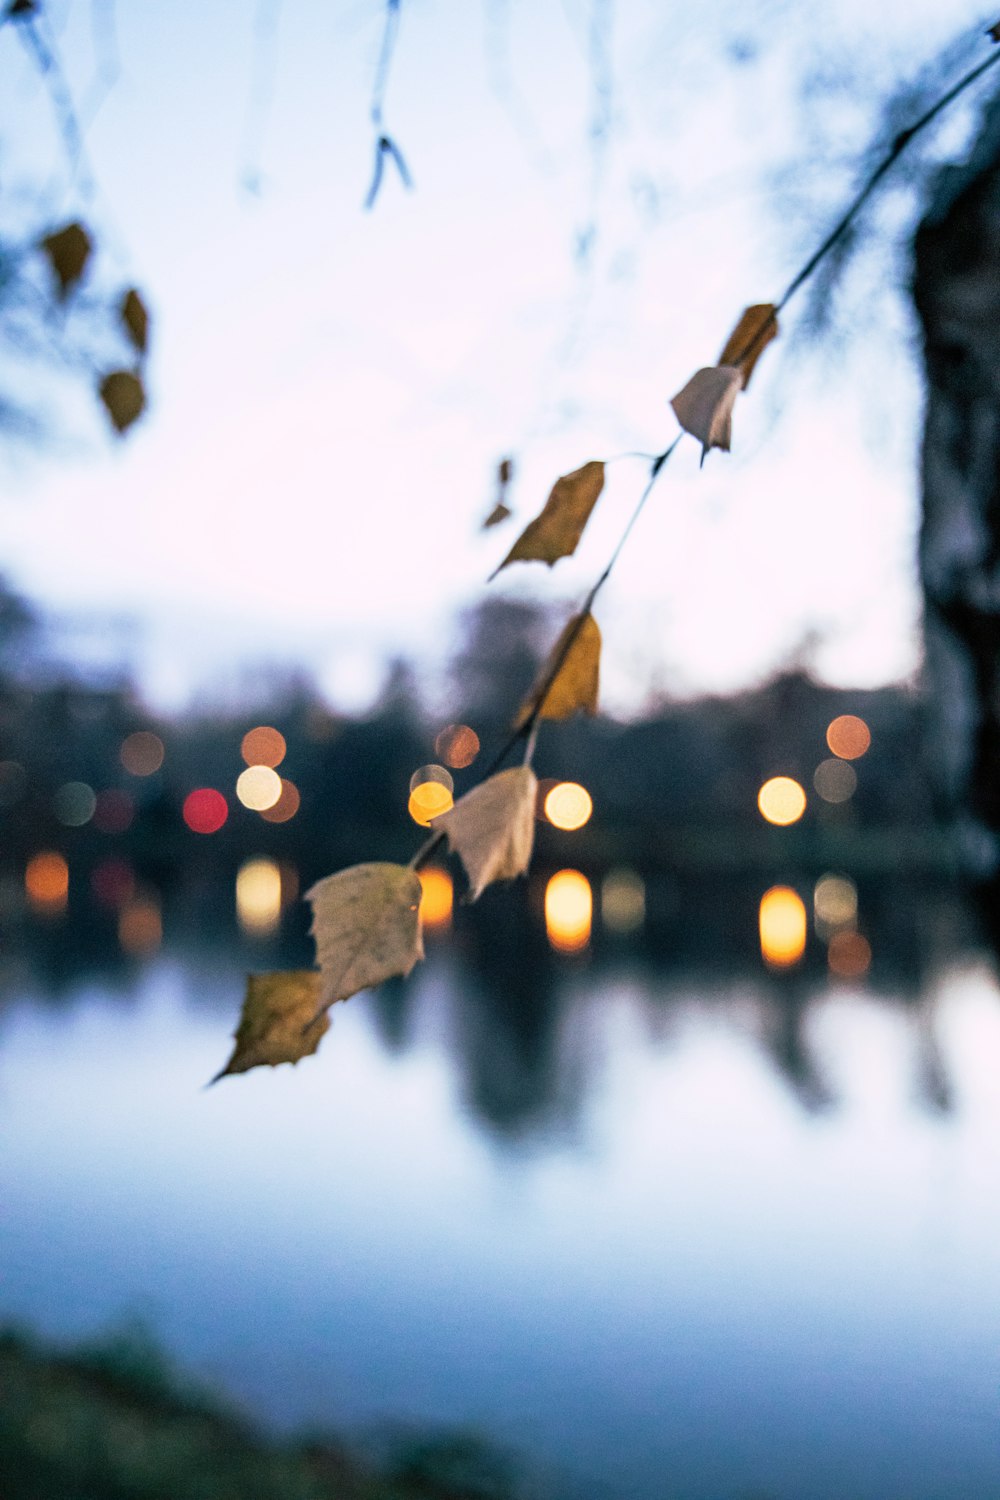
[498,457,513,485]
[431,765,537,901]
[483,501,512,528]
[670,366,742,462]
[489,461,605,578]
[306,861,424,1018]
[99,370,145,433]
[211,970,328,1082]
[717,303,778,389]
[120,288,149,353]
[40,221,92,297]
[516,612,601,729]
[989,19,1000,42]
[6,0,38,16]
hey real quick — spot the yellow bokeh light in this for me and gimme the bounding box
[408,782,454,826]
[601,868,645,933]
[120,731,165,776]
[814,874,857,934]
[757,776,807,826]
[545,868,592,953]
[241,725,286,768]
[236,857,283,937]
[25,851,69,912]
[118,897,162,955]
[813,757,857,803]
[544,782,593,831]
[826,714,871,760]
[828,929,872,978]
[236,764,283,811]
[759,885,807,968]
[418,866,453,930]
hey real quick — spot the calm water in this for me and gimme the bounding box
[2,901,1000,1500]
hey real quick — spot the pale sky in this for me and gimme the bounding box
[1,0,996,714]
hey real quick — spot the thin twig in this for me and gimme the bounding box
[364,0,412,208]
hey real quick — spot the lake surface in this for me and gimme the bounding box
[2,889,1000,1500]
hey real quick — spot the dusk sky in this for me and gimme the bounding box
[1,0,996,714]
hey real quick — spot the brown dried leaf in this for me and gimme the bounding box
[717,303,778,389]
[211,970,328,1082]
[670,366,742,462]
[516,612,601,729]
[306,861,424,1018]
[121,288,149,354]
[40,221,92,297]
[99,370,146,433]
[483,501,512,528]
[489,461,605,578]
[431,766,537,901]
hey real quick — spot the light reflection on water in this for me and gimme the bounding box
[1,946,1000,1500]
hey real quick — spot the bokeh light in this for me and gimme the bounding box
[120,731,165,776]
[435,724,480,769]
[183,787,228,834]
[759,885,806,967]
[409,764,454,795]
[601,868,645,933]
[53,781,96,827]
[813,757,857,803]
[826,714,871,759]
[814,874,858,935]
[236,857,283,937]
[757,776,807,826]
[828,928,872,978]
[418,866,453,930]
[91,857,135,908]
[259,778,301,823]
[544,782,593,831]
[93,789,135,834]
[25,852,69,913]
[278,862,300,906]
[545,868,592,953]
[241,725,286,768]
[236,765,283,811]
[0,759,27,807]
[408,781,454,826]
[534,777,559,821]
[118,896,162,955]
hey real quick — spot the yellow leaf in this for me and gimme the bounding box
[121,288,149,354]
[717,303,778,389]
[98,370,145,433]
[483,501,512,529]
[516,612,601,729]
[211,970,328,1082]
[431,765,536,901]
[670,366,742,462]
[306,861,424,1018]
[489,461,605,578]
[39,221,92,297]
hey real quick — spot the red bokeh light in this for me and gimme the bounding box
[183,787,228,834]
[93,789,135,834]
[91,857,136,908]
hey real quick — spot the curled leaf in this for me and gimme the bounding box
[489,461,605,578]
[120,288,149,353]
[211,970,327,1082]
[40,221,92,297]
[99,370,146,433]
[431,765,536,901]
[306,861,424,1019]
[516,612,601,729]
[670,366,742,462]
[717,303,778,389]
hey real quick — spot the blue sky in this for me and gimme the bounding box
[1,0,996,713]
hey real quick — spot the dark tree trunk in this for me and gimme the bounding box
[915,96,1000,876]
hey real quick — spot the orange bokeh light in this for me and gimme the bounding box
[408,782,454,826]
[241,725,287,768]
[435,724,480,769]
[759,885,807,968]
[120,731,165,776]
[828,929,872,978]
[544,782,593,831]
[826,715,871,760]
[259,779,301,823]
[418,866,453,930]
[545,869,592,953]
[25,851,69,911]
[118,897,163,955]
